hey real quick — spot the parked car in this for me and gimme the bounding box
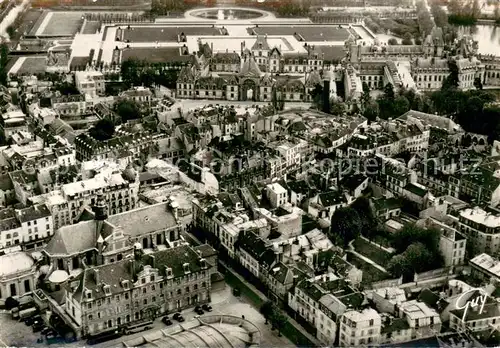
[41,327,53,335]
[45,332,63,345]
[25,315,41,326]
[162,316,172,326]
[33,322,45,332]
[194,306,204,315]
[172,313,184,322]
[202,304,213,312]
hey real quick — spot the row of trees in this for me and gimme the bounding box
[416,0,435,38]
[0,43,8,86]
[260,301,288,337]
[364,16,420,37]
[121,59,180,90]
[448,0,481,25]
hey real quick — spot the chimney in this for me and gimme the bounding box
[129,259,136,281]
[150,255,155,268]
[211,42,213,53]
[94,269,100,285]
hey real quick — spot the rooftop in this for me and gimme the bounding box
[470,253,500,277]
[0,252,35,277]
[460,207,500,229]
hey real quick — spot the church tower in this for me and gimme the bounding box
[92,193,108,264]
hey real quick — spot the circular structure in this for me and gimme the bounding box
[186,7,273,21]
[48,270,69,284]
[0,252,35,277]
[123,315,261,348]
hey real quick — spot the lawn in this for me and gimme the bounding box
[347,253,390,285]
[40,12,85,36]
[249,26,353,41]
[27,10,49,36]
[353,237,393,268]
[121,47,193,64]
[122,26,222,43]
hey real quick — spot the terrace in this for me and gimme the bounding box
[122,26,223,43]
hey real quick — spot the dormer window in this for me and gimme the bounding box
[122,280,130,290]
[103,285,111,296]
[85,290,92,300]
[183,263,191,274]
[199,258,207,269]
[166,267,173,279]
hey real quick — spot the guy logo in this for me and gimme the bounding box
[455,288,488,322]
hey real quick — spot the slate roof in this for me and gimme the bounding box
[148,244,207,278]
[194,244,217,259]
[44,220,98,257]
[0,174,13,191]
[238,230,275,268]
[212,52,240,64]
[340,174,368,192]
[404,183,428,197]
[251,36,270,51]
[16,204,51,223]
[269,262,293,285]
[318,190,345,207]
[240,56,261,77]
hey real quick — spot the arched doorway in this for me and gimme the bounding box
[241,79,257,101]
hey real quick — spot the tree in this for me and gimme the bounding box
[260,301,274,325]
[474,77,483,90]
[388,38,398,45]
[472,0,481,18]
[329,207,362,248]
[89,119,115,141]
[402,32,413,45]
[330,99,346,115]
[351,197,377,239]
[114,99,141,122]
[392,224,441,254]
[5,297,19,310]
[383,83,395,101]
[271,310,287,337]
[6,25,15,38]
[0,43,9,86]
[364,100,379,121]
[393,95,411,116]
[56,82,80,95]
[309,83,323,110]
